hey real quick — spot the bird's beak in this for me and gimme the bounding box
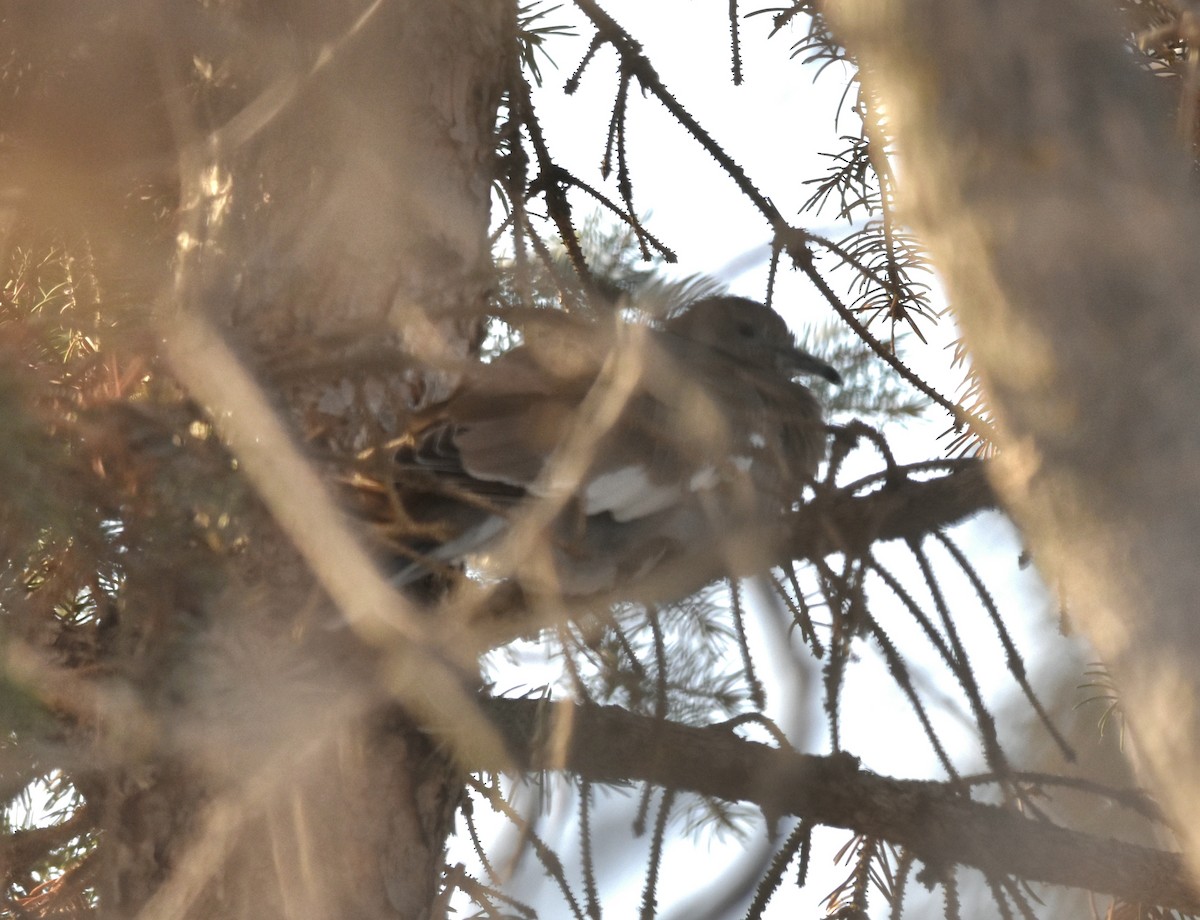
[781,346,842,385]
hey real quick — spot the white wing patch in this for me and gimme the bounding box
[688,465,720,492]
[749,431,766,449]
[584,465,682,522]
[688,458,757,493]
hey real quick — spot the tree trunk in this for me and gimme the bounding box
[825,0,1200,878]
[4,2,510,917]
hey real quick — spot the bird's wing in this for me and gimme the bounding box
[397,319,815,523]
[450,397,578,489]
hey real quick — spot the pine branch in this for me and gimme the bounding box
[480,697,1200,914]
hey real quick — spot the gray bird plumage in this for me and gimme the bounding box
[373,296,837,597]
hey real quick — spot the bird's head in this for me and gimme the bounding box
[664,295,842,385]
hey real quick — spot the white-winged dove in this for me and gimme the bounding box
[372,295,839,597]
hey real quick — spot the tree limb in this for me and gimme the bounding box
[480,697,1199,913]
[791,459,995,558]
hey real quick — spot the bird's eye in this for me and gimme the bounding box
[736,322,756,338]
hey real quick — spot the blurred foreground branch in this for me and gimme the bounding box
[824,0,1200,880]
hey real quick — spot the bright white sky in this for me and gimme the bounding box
[454,3,1081,918]
[529,2,846,295]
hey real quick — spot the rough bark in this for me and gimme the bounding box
[823,0,1200,881]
